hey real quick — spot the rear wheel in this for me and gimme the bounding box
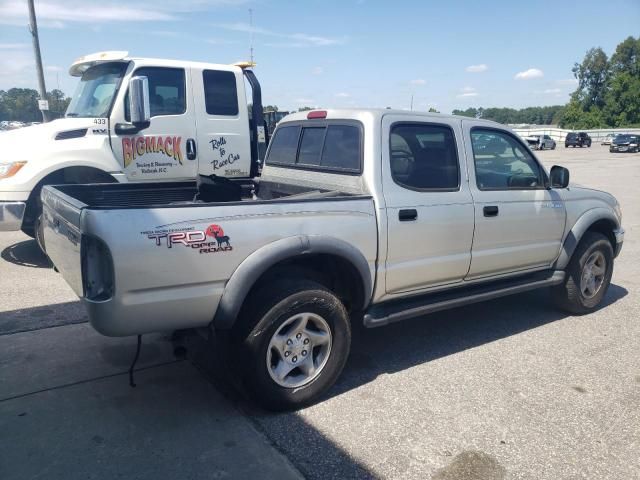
[233,279,351,411]
[553,232,613,314]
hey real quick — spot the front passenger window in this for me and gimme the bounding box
[471,129,544,190]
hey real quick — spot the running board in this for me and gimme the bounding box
[363,270,565,328]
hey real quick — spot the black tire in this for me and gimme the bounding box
[553,232,614,314]
[234,279,351,411]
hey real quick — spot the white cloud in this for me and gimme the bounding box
[0,43,28,49]
[311,66,324,75]
[556,78,578,86]
[216,22,345,47]
[542,88,561,94]
[466,64,488,73]
[410,79,426,86]
[457,86,478,98]
[0,0,250,27]
[514,68,544,80]
[295,98,315,104]
[45,65,63,72]
[335,92,350,98]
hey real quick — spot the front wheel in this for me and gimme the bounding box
[553,232,613,314]
[235,279,351,411]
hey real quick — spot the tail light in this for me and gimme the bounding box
[81,235,114,301]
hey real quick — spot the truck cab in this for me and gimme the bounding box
[0,51,266,248]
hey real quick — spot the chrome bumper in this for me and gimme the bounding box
[0,201,26,231]
[614,228,624,257]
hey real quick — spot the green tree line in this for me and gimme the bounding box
[451,105,565,125]
[0,88,71,122]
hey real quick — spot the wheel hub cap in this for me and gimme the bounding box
[580,251,606,299]
[266,312,332,388]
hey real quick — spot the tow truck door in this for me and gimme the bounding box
[111,65,199,181]
[191,66,252,178]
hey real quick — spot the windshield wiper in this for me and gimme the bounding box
[66,113,79,117]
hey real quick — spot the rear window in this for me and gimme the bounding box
[266,122,361,173]
[203,70,239,116]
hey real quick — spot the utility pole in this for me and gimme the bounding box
[27,0,49,122]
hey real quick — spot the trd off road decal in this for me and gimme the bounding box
[142,224,232,254]
[122,136,183,172]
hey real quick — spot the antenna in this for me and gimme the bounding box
[249,8,254,65]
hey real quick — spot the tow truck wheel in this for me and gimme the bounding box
[553,232,613,314]
[34,212,45,252]
[235,279,351,411]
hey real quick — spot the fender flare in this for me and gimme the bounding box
[213,235,374,330]
[554,207,619,270]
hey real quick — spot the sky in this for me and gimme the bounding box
[1,0,639,114]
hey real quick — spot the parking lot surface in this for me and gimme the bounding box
[1,145,638,479]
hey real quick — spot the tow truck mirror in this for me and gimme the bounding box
[129,76,150,128]
[550,165,570,188]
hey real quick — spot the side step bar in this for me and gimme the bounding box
[363,270,565,328]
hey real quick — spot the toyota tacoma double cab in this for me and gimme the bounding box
[43,109,624,410]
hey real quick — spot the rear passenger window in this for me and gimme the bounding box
[203,70,239,116]
[266,125,300,165]
[389,124,460,190]
[266,122,362,173]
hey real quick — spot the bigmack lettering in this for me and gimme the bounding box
[122,136,183,167]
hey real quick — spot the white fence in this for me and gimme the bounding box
[512,127,640,143]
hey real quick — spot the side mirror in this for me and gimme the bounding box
[550,165,570,188]
[129,76,150,128]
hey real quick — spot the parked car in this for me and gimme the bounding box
[43,109,624,411]
[609,134,639,153]
[565,132,591,148]
[525,134,556,150]
[601,133,617,145]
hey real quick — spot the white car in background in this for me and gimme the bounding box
[525,134,556,150]
[601,133,616,145]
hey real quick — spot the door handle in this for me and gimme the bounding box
[483,206,499,217]
[186,138,197,160]
[399,209,418,221]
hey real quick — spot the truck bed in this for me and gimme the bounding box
[47,180,354,210]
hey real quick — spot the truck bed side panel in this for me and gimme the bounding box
[82,197,377,336]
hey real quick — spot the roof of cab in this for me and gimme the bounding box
[279,108,504,127]
[69,51,249,76]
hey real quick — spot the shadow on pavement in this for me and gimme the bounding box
[189,285,626,479]
[333,284,628,398]
[1,239,51,268]
[0,301,86,335]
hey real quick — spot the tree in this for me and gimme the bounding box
[571,47,609,111]
[0,88,71,122]
[297,106,313,112]
[428,107,440,113]
[609,36,640,77]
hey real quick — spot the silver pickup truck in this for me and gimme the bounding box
[43,109,624,410]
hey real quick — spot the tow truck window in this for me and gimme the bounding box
[125,67,186,119]
[203,70,239,116]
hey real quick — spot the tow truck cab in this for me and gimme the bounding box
[0,51,266,244]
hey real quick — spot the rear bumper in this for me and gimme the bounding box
[614,228,624,257]
[0,201,26,231]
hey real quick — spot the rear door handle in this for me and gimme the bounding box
[186,138,197,160]
[483,206,499,217]
[399,209,417,221]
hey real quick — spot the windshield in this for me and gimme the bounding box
[615,135,632,142]
[66,62,128,118]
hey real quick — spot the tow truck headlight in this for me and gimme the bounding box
[0,161,27,179]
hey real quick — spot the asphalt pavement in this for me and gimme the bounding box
[1,144,638,479]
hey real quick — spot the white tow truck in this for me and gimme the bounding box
[0,51,267,249]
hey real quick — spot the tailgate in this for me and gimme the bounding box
[41,185,84,296]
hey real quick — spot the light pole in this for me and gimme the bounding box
[27,0,49,122]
